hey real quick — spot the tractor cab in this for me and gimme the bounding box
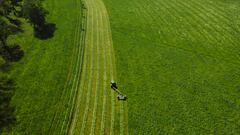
[110,80,118,90]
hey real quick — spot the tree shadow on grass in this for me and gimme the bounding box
[34,23,56,40]
[0,77,16,131]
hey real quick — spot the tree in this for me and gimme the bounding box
[0,0,54,130]
[22,0,48,27]
[0,77,16,130]
[22,0,56,39]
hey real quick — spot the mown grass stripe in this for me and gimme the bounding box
[94,4,105,133]
[79,0,97,133]
[99,16,107,135]
[85,1,101,134]
[97,1,116,134]
[68,0,91,134]
[46,0,83,133]
[100,0,128,133]
[89,9,100,135]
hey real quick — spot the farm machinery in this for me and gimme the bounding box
[110,80,127,101]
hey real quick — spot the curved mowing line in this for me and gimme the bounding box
[59,0,87,134]
[98,0,128,133]
[84,1,103,133]
[99,5,116,135]
[89,2,101,134]
[48,0,82,132]
[97,1,115,134]
[101,7,116,135]
[68,0,92,133]
[99,11,108,135]
[80,1,98,133]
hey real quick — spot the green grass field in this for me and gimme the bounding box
[3,0,240,134]
[4,0,128,134]
[4,0,83,134]
[103,0,240,134]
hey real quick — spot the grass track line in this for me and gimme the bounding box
[59,0,87,133]
[99,6,108,134]
[101,7,117,135]
[48,0,82,132]
[98,0,113,133]
[84,1,103,133]
[64,2,88,134]
[89,1,101,134]
[80,1,98,133]
[68,0,92,133]
[98,0,128,133]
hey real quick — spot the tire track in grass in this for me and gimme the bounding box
[23,0,83,132]
[96,0,115,134]
[63,3,88,134]
[80,0,98,133]
[89,0,104,133]
[68,0,93,133]
[78,0,96,133]
[57,0,87,133]
[93,4,104,134]
[95,0,113,134]
[48,0,82,133]
[68,2,90,134]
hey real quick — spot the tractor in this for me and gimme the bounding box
[110,80,127,101]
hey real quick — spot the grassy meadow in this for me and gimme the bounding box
[4,0,83,134]
[103,0,240,134]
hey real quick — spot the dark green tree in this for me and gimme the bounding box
[0,0,54,131]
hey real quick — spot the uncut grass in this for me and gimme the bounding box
[103,0,240,134]
[4,0,81,134]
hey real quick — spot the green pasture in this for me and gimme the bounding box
[103,0,240,134]
[4,0,82,134]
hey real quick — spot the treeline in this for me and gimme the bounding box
[0,0,55,131]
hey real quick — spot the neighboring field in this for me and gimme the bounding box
[4,0,82,134]
[103,0,240,134]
